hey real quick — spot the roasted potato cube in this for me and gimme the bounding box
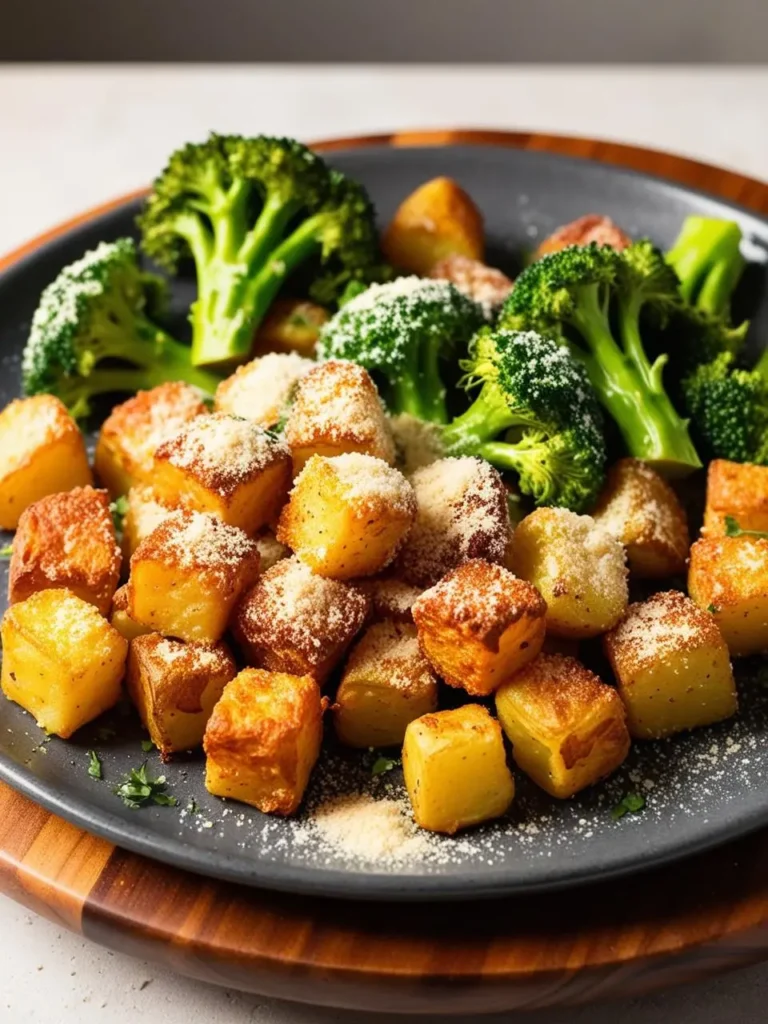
[702,459,768,537]
[121,485,176,560]
[412,559,546,696]
[382,177,484,275]
[9,486,121,615]
[428,254,513,314]
[128,509,260,644]
[689,536,768,656]
[94,382,206,498]
[127,634,237,759]
[395,457,511,587]
[334,621,438,748]
[1,589,127,738]
[509,508,628,638]
[0,395,92,530]
[233,556,369,682]
[592,458,689,578]
[402,704,514,834]
[254,529,291,572]
[204,668,324,814]
[285,361,395,474]
[495,654,630,798]
[214,351,314,427]
[359,576,424,624]
[277,453,416,579]
[110,585,152,642]
[251,298,330,359]
[604,590,737,739]
[534,214,631,259]
[389,413,445,475]
[153,413,292,534]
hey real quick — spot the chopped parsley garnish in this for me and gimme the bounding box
[724,516,768,539]
[611,792,646,820]
[186,798,199,815]
[0,543,12,559]
[372,755,400,776]
[707,603,720,614]
[109,495,130,532]
[141,739,155,753]
[114,762,177,809]
[87,750,103,779]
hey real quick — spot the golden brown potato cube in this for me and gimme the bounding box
[428,254,513,314]
[389,414,446,475]
[94,382,206,499]
[153,413,292,534]
[233,555,369,683]
[359,576,424,624]
[214,351,314,428]
[0,395,92,530]
[1,589,127,738]
[412,559,547,697]
[604,590,737,739]
[285,360,395,474]
[382,177,484,275]
[110,585,153,642]
[127,634,237,759]
[534,214,631,259]
[121,485,176,560]
[128,509,260,644]
[509,508,628,638]
[702,460,768,537]
[9,486,121,615]
[254,529,291,572]
[334,621,438,748]
[592,458,689,578]
[251,298,330,359]
[495,654,630,798]
[689,536,768,656]
[395,456,511,587]
[277,453,416,579]
[402,704,514,834]
[204,668,324,814]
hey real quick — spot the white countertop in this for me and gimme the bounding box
[1,64,767,1024]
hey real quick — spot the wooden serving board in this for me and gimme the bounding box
[2,131,768,1015]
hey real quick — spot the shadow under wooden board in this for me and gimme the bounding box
[1,129,768,1014]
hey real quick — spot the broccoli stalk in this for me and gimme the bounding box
[666,216,746,317]
[22,238,219,419]
[500,241,701,477]
[138,135,380,369]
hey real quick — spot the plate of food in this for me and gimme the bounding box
[0,132,767,902]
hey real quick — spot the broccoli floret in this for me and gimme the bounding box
[316,277,485,424]
[138,134,380,369]
[500,241,701,476]
[441,328,606,511]
[666,216,746,317]
[682,352,768,464]
[22,238,219,419]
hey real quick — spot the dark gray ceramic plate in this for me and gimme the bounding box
[1,145,768,902]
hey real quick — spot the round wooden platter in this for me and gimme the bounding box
[3,130,768,1015]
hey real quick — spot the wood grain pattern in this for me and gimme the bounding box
[1,130,768,1014]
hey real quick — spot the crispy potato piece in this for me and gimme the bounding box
[592,458,689,578]
[9,486,121,615]
[412,559,546,696]
[334,621,438,748]
[285,361,395,474]
[128,509,260,644]
[389,414,446,475]
[358,576,424,624]
[428,254,513,314]
[110,584,153,642]
[94,382,206,499]
[604,590,737,739]
[394,457,511,587]
[127,634,237,759]
[689,536,768,656]
[232,556,369,683]
[204,668,324,814]
[0,395,92,530]
[495,654,629,798]
[121,485,176,560]
[1,589,127,738]
[277,453,416,579]
[402,705,514,834]
[509,508,628,638]
[153,413,292,534]
[534,214,631,259]
[214,351,314,427]
[702,459,768,537]
[382,177,484,275]
[251,298,330,359]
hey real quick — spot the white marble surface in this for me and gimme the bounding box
[1,64,767,1023]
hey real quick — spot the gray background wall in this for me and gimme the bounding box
[2,0,768,62]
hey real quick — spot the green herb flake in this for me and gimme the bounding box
[611,792,646,820]
[0,543,13,559]
[186,799,198,815]
[372,755,400,777]
[109,495,130,532]
[707,603,720,614]
[87,750,103,780]
[113,762,178,810]
[141,739,155,753]
[724,515,768,540]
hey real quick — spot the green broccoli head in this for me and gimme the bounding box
[137,134,380,369]
[22,238,219,420]
[316,276,485,423]
[442,327,606,512]
[682,352,768,464]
